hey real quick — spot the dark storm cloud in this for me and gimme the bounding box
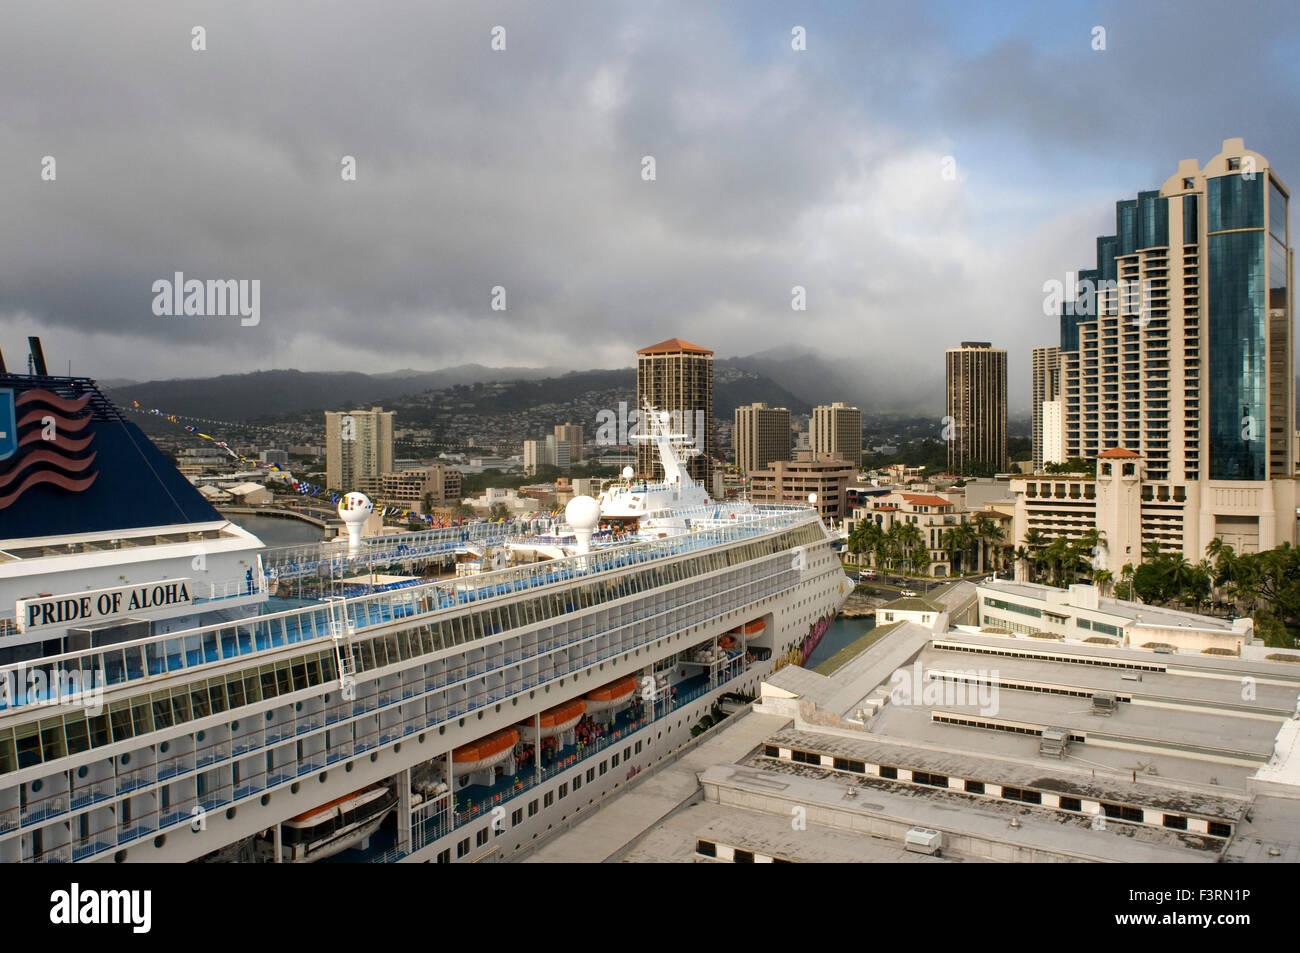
[0,0,1295,411]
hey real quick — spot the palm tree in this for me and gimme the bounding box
[1014,546,1034,583]
[974,514,1006,574]
[1092,568,1114,597]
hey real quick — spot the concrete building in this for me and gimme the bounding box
[1053,139,1295,558]
[811,402,863,468]
[945,342,1008,474]
[325,407,394,493]
[748,450,853,520]
[733,402,791,474]
[355,464,462,514]
[528,587,1300,864]
[1041,399,1066,466]
[636,337,713,488]
[1031,345,1062,471]
[554,422,584,463]
[226,482,273,505]
[976,578,1254,655]
[847,490,971,577]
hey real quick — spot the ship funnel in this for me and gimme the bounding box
[565,495,601,555]
[28,336,48,376]
[337,492,374,557]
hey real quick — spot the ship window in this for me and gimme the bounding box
[476,828,489,847]
[190,685,212,720]
[148,694,172,732]
[87,712,110,749]
[528,800,538,817]
[207,678,228,714]
[40,716,67,762]
[131,698,154,736]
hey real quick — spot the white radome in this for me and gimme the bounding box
[622,466,634,480]
[338,492,373,523]
[565,495,602,531]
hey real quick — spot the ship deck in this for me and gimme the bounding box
[0,506,817,712]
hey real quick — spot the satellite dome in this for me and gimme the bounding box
[338,492,373,522]
[622,466,634,480]
[565,495,601,531]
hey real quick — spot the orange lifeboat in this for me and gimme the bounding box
[584,675,638,714]
[718,635,738,650]
[517,698,587,740]
[452,728,519,772]
[742,619,765,636]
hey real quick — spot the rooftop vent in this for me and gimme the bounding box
[1091,692,1118,715]
[1039,726,1070,758]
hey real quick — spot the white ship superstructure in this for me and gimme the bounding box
[0,364,849,863]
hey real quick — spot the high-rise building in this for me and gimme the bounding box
[1031,345,1062,471]
[1052,138,1295,556]
[325,407,394,493]
[945,342,1008,474]
[811,402,863,468]
[554,422,584,463]
[733,402,791,474]
[1041,400,1066,466]
[636,337,713,487]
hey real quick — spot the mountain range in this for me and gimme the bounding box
[103,347,949,425]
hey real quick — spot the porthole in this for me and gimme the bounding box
[226,808,236,820]
[31,780,42,793]
[295,702,303,712]
[477,712,483,720]
[394,743,401,754]
[260,794,271,807]
[196,731,205,743]
[419,733,426,744]
[77,766,88,779]
[231,721,239,731]
[154,835,166,848]
[323,695,330,704]
[266,712,273,721]
[160,742,169,754]
[319,772,328,783]
[291,783,300,795]
[345,762,354,773]
[114,850,127,863]
[458,718,465,728]
[370,753,378,763]
[120,754,130,766]
[512,699,518,707]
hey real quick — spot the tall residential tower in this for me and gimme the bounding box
[636,337,713,487]
[734,402,791,474]
[1038,138,1295,559]
[945,342,1008,474]
[811,402,863,468]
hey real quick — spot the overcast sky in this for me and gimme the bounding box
[2,0,1298,408]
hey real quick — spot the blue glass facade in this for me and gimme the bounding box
[1183,194,1198,244]
[1208,174,1264,231]
[1206,226,1267,481]
[1137,190,1168,248]
[1117,200,1138,255]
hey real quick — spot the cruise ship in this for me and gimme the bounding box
[0,353,850,863]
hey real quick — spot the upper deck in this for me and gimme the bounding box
[0,504,824,715]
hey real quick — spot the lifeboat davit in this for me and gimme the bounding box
[517,698,586,740]
[452,728,519,772]
[584,675,638,714]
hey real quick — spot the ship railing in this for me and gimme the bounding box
[0,506,819,715]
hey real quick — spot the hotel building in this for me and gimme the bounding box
[636,338,714,488]
[945,343,1008,474]
[1031,345,1062,471]
[733,402,791,475]
[325,407,394,493]
[1044,138,1296,559]
[811,402,863,468]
